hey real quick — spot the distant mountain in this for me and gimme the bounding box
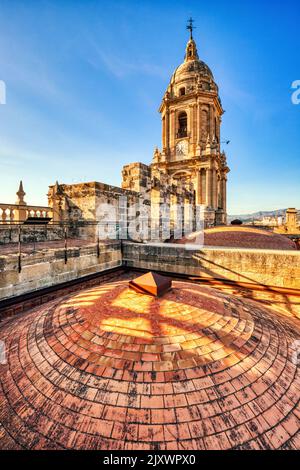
[228,209,288,223]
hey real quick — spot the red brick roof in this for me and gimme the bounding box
[0,279,299,450]
[175,226,297,250]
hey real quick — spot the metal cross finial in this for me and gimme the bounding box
[187,17,195,39]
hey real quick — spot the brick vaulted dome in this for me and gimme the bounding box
[0,280,299,450]
[204,227,298,250]
[173,226,298,251]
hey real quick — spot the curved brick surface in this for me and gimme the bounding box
[0,280,299,450]
[174,226,297,250]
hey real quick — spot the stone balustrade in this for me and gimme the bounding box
[0,203,53,223]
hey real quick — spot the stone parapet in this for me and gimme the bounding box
[122,242,300,290]
[0,225,66,245]
[0,241,122,300]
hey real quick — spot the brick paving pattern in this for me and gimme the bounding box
[0,280,299,450]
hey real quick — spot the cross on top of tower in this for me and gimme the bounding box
[184,18,198,62]
[186,17,195,39]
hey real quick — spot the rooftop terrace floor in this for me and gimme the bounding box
[0,273,299,450]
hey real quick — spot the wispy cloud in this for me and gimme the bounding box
[219,74,257,111]
[85,36,168,80]
[0,139,56,167]
[1,55,56,99]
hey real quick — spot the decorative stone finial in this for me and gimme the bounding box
[54,180,63,196]
[153,147,161,164]
[16,180,26,205]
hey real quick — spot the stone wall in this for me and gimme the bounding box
[122,242,300,290]
[0,225,67,245]
[0,241,121,300]
[1,239,299,303]
[47,178,198,242]
[48,181,140,222]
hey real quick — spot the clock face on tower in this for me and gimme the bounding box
[175,140,188,158]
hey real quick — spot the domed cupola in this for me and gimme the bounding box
[167,34,218,99]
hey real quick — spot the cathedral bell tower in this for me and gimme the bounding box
[152,19,230,225]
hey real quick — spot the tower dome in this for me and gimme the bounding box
[166,36,219,99]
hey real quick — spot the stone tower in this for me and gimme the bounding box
[285,208,299,232]
[152,25,230,225]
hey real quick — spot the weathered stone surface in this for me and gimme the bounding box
[0,225,65,245]
[0,241,122,300]
[122,242,300,290]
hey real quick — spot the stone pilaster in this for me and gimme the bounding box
[210,104,214,140]
[170,110,175,153]
[196,170,201,205]
[222,176,227,213]
[196,100,201,155]
[212,168,217,209]
[206,168,212,208]
[165,108,170,153]
[162,114,166,151]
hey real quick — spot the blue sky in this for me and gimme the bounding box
[0,0,299,214]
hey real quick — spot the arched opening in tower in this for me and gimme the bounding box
[178,111,187,138]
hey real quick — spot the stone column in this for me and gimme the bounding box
[206,169,213,208]
[212,169,217,209]
[221,177,227,213]
[210,104,215,140]
[183,195,193,236]
[216,116,220,143]
[200,169,206,205]
[170,110,175,151]
[197,103,201,143]
[220,177,223,211]
[193,104,197,145]
[162,115,166,150]
[195,102,201,156]
[165,109,170,153]
[196,170,201,205]
[218,176,222,210]
[150,187,161,241]
[188,105,193,144]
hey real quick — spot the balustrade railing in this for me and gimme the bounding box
[0,203,53,223]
